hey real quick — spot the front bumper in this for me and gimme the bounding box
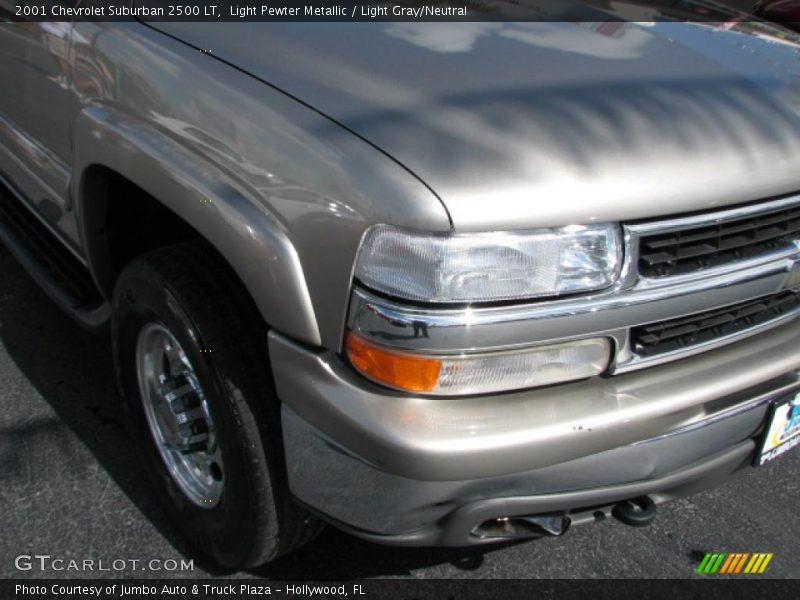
[270,319,800,544]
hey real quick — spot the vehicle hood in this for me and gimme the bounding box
[152,18,800,230]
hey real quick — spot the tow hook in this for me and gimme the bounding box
[612,496,657,527]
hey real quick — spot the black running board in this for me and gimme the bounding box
[0,178,110,330]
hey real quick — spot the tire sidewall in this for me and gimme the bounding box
[112,263,268,568]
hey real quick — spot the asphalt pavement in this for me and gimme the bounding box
[1,243,798,580]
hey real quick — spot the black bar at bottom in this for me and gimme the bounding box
[2,579,799,600]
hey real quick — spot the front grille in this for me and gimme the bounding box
[638,203,800,278]
[631,290,800,357]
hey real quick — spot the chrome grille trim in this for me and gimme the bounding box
[626,194,800,289]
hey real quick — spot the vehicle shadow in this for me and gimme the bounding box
[0,244,520,578]
[250,529,503,579]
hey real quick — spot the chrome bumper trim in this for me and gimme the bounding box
[349,251,800,369]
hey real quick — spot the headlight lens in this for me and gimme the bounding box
[346,333,611,395]
[354,224,622,303]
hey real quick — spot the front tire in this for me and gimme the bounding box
[112,240,320,569]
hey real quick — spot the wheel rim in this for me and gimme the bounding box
[136,323,224,509]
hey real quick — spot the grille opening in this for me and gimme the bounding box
[638,204,800,278]
[631,290,800,357]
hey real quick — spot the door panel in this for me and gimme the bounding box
[0,13,80,250]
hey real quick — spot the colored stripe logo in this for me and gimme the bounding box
[696,552,773,574]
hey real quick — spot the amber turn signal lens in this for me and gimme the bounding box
[346,332,442,392]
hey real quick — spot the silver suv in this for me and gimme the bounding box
[2,11,800,569]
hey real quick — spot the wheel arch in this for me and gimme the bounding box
[73,106,322,347]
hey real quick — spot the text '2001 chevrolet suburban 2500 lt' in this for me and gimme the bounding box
[3,1,800,569]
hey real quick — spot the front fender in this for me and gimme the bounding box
[73,105,322,346]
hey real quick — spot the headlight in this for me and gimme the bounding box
[354,224,622,303]
[346,333,611,395]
